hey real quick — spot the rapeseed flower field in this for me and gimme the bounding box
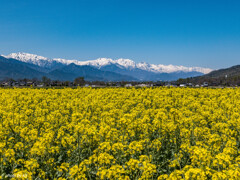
[0,87,240,179]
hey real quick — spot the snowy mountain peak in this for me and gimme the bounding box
[86,58,115,67]
[115,58,136,68]
[75,58,137,69]
[4,52,54,67]
[6,52,48,62]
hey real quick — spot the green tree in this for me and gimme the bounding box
[42,76,51,86]
[74,77,85,86]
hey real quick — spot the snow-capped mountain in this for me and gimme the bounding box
[0,55,137,81]
[4,52,213,74]
[3,52,65,69]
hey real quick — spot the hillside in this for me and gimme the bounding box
[49,63,137,81]
[176,65,240,86]
[203,65,240,78]
[0,56,46,80]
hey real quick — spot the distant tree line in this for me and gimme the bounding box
[0,76,159,87]
[2,74,240,88]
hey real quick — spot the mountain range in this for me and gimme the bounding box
[0,52,213,81]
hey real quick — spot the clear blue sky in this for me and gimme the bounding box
[0,0,240,69]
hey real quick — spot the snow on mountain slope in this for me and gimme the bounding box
[4,52,57,68]
[73,58,115,67]
[3,52,213,74]
[5,52,48,62]
[137,63,212,74]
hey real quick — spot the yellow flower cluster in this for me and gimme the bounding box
[0,87,240,179]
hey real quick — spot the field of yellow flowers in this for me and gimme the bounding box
[1,87,240,179]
